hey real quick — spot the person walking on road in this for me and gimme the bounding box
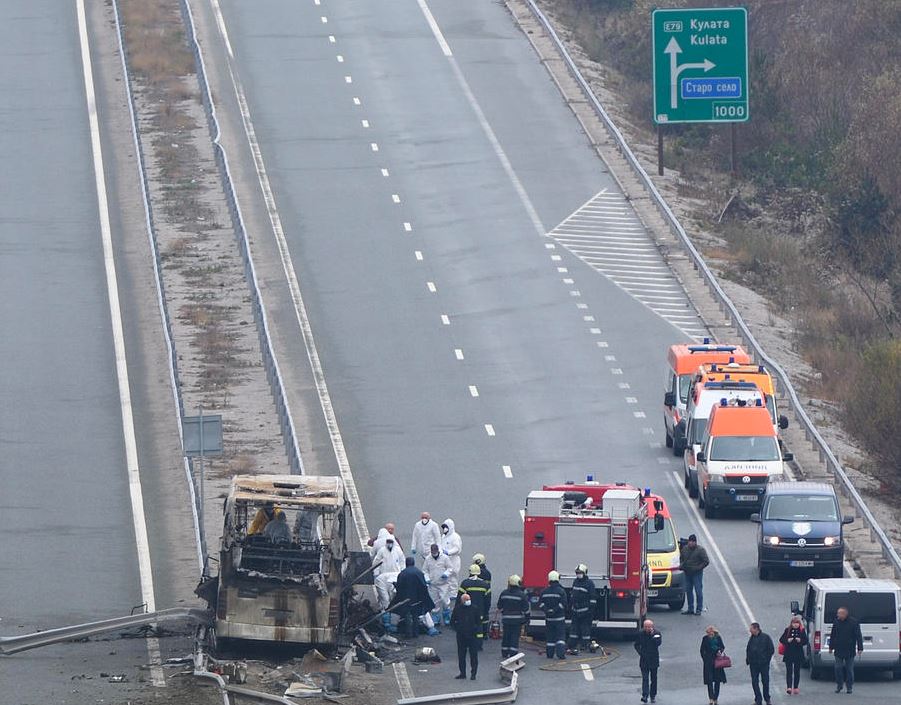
[423,543,454,626]
[411,512,441,563]
[539,571,568,660]
[681,534,709,615]
[567,563,596,655]
[779,615,808,694]
[451,593,481,681]
[746,622,775,705]
[439,518,463,599]
[457,564,491,644]
[634,619,662,704]
[829,606,863,694]
[497,575,530,659]
[700,625,727,705]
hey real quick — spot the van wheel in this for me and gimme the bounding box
[892,666,901,681]
[683,468,690,490]
[703,496,716,519]
[668,596,685,611]
[758,563,768,581]
[809,666,822,681]
[665,431,673,448]
[688,474,699,499]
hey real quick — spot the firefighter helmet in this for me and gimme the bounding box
[472,553,486,565]
[548,570,560,582]
[508,574,522,587]
[576,563,588,574]
[469,564,481,576]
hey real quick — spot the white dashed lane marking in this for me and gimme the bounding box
[550,191,707,339]
[454,349,464,360]
[485,424,496,437]
[441,314,450,325]
[426,281,437,293]
[503,465,513,478]
[403,222,412,232]
[469,385,479,398]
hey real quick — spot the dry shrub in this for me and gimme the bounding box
[120,0,195,84]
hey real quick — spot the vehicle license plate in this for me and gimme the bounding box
[789,560,814,568]
[647,590,659,597]
[736,494,757,502]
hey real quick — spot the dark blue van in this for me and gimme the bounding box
[751,481,853,580]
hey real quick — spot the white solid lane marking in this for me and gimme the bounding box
[353,96,361,105]
[414,250,423,261]
[361,119,369,127]
[403,222,413,232]
[469,385,479,398]
[209,0,235,57]
[370,142,379,152]
[454,349,464,360]
[415,0,453,56]
[78,0,162,685]
[393,663,414,700]
[427,281,437,293]
[503,465,513,479]
[485,424,496,436]
[392,194,401,203]
[581,663,595,681]
[441,314,450,325]
[381,168,389,177]
[667,471,757,624]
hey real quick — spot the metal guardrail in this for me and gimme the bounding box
[0,608,210,655]
[110,0,207,574]
[525,0,901,577]
[178,0,305,478]
[397,671,518,705]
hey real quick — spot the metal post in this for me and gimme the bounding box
[730,123,737,174]
[657,125,664,176]
[198,404,204,533]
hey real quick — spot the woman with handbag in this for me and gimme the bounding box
[700,625,729,705]
[779,616,809,694]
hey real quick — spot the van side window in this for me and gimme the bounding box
[824,592,897,624]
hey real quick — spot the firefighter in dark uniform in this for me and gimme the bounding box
[497,574,530,658]
[539,570,568,659]
[457,564,491,644]
[568,563,596,654]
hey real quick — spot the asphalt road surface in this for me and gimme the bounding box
[208,0,897,704]
[0,2,200,702]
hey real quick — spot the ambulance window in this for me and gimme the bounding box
[765,395,777,424]
[646,518,676,553]
[678,375,692,404]
[824,593,897,624]
[709,436,780,461]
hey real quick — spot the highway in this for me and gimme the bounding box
[197,0,896,703]
[0,2,200,702]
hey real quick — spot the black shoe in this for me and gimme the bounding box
[641,698,648,704]
[651,699,656,704]
[846,689,852,694]
[470,673,477,680]
[835,686,842,693]
[682,610,694,615]
[695,609,703,615]
[455,673,466,680]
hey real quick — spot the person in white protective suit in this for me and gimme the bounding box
[411,511,441,563]
[439,518,463,623]
[368,522,402,556]
[372,534,406,630]
[423,542,454,626]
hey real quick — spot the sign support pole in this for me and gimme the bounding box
[730,123,737,174]
[657,125,664,176]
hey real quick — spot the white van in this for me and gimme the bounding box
[791,578,901,679]
[682,381,763,498]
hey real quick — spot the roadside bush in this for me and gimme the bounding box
[845,341,901,477]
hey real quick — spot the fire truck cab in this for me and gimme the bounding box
[522,479,664,635]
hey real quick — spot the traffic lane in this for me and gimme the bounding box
[427,0,615,228]
[0,0,148,699]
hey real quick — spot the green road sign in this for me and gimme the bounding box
[652,7,748,124]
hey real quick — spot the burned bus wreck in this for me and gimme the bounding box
[204,475,360,645]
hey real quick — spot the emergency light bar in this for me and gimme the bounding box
[688,345,737,353]
[700,381,759,390]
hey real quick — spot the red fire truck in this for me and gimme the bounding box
[522,479,664,635]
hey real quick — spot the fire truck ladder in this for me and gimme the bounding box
[609,519,629,580]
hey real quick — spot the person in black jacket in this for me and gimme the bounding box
[745,622,775,705]
[457,564,491,645]
[391,557,436,638]
[779,616,809,694]
[700,625,727,705]
[634,619,662,703]
[539,571,568,659]
[829,607,863,693]
[567,563,596,655]
[497,575,530,658]
[451,593,481,680]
